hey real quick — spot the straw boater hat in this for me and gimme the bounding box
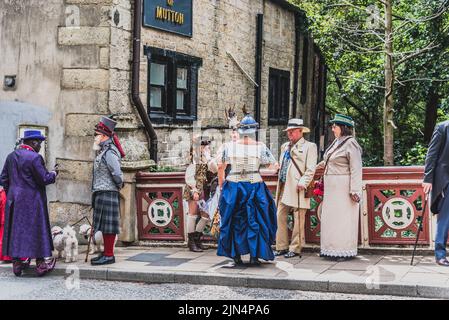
[329,114,355,127]
[283,118,310,133]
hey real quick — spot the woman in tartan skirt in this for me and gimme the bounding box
[90,116,125,266]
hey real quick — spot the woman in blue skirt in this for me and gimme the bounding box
[217,114,279,266]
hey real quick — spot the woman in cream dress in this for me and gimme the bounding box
[318,114,363,261]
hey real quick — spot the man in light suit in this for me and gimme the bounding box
[275,119,317,258]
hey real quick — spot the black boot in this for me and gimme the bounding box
[90,253,104,263]
[91,255,115,266]
[233,255,244,266]
[188,233,203,252]
[249,256,261,266]
[194,231,206,250]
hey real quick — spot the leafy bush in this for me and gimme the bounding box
[398,142,427,166]
[148,165,178,172]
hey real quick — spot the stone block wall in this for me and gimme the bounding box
[0,0,323,243]
[140,0,318,164]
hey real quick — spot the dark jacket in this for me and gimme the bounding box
[424,120,449,214]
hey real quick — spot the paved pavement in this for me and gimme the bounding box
[0,246,448,299]
[0,269,426,300]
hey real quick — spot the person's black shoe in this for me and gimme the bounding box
[249,257,261,266]
[91,255,115,266]
[233,255,244,266]
[274,249,288,257]
[90,253,104,263]
[284,251,301,259]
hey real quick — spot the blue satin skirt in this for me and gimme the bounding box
[217,181,277,261]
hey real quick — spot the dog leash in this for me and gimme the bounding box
[70,209,93,228]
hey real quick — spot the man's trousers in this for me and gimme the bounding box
[435,190,449,260]
[276,188,306,254]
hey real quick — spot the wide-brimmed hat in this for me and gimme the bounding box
[329,114,355,127]
[22,130,46,141]
[238,114,259,135]
[283,118,310,133]
[95,116,117,137]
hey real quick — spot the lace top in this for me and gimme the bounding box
[221,142,276,183]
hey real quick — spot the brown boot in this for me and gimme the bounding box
[194,231,206,250]
[187,233,202,252]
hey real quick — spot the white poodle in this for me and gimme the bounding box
[51,226,65,259]
[62,225,78,263]
[51,225,78,263]
[79,224,117,254]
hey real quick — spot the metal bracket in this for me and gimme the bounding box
[226,51,259,87]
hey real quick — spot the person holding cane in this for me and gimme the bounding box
[423,121,449,266]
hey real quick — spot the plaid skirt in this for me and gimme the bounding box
[93,191,121,235]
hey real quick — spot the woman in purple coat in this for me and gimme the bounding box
[0,130,58,276]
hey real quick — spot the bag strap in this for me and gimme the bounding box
[323,137,353,174]
[289,143,306,177]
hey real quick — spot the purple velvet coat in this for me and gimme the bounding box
[0,149,56,258]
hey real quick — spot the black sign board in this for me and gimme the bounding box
[143,0,193,37]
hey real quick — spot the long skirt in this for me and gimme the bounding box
[0,190,11,261]
[320,174,360,258]
[93,191,121,235]
[217,181,277,261]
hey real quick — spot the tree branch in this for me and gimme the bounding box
[394,1,449,31]
[338,75,386,89]
[336,33,385,53]
[395,43,440,66]
[395,77,449,83]
[330,71,372,122]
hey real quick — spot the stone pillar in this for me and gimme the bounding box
[115,115,154,243]
[56,0,154,241]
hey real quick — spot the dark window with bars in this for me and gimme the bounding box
[300,37,309,104]
[145,46,202,124]
[268,68,290,125]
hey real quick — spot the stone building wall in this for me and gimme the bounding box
[0,0,325,243]
[140,0,318,165]
[0,0,152,242]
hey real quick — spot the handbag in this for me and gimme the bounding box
[210,208,221,239]
[313,137,353,196]
[289,146,315,198]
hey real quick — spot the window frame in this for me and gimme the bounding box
[149,59,169,114]
[268,67,291,126]
[144,46,202,125]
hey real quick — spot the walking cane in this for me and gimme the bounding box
[85,226,93,263]
[84,207,94,263]
[411,192,429,266]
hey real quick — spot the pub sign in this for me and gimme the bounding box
[143,0,193,37]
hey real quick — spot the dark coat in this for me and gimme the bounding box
[0,149,56,258]
[424,120,449,214]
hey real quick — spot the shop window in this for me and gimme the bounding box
[144,46,202,125]
[268,68,290,125]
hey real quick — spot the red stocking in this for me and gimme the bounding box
[103,234,116,257]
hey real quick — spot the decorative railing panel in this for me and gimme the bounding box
[136,173,185,241]
[136,166,430,247]
[366,184,429,245]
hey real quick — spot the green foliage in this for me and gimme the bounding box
[148,165,178,172]
[398,141,427,166]
[290,0,449,166]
